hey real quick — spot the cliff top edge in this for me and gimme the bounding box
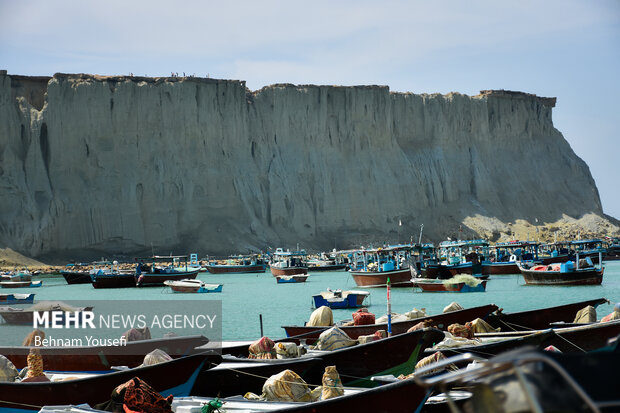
[1,71,556,106]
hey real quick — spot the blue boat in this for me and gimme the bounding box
[0,293,35,304]
[312,289,370,309]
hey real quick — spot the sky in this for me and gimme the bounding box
[1,0,619,219]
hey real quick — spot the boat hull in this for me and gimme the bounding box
[519,267,603,285]
[136,269,200,287]
[0,280,41,288]
[0,352,215,411]
[349,267,413,287]
[270,266,309,276]
[0,293,34,305]
[282,304,498,340]
[482,261,520,275]
[205,264,266,274]
[91,274,136,289]
[0,335,210,371]
[487,297,609,330]
[276,275,309,283]
[312,292,369,309]
[60,270,92,284]
[415,280,487,292]
[196,328,444,397]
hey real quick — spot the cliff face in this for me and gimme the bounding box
[0,72,604,259]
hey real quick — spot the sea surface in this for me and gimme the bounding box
[1,261,619,343]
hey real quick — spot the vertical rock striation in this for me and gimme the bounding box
[0,72,604,258]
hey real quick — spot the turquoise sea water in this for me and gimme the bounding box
[2,261,619,342]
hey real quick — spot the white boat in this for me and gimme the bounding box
[164,279,223,293]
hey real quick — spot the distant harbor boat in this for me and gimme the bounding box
[0,280,41,288]
[312,288,369,308]
[276,274,309,283]
[135,255,200,287]
[348,245,415,287]
[518,253,604,286]
[164,279,223,293]
[0,293,35,305]
[269,248,308,276]
[205,254,267,274]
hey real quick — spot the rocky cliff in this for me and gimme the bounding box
[0,71,609,260]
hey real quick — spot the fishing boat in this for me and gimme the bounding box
[0,267,32,282]
[348,245,416,287]
[307,251,348,272]
[518,256,604,286]
[411,348,620,413]
[481,240,539,275]
[269,249,308,276]
[423,240,488,279]
[180,374,431,413]
[164,279,223,293]
[432,319,620,361]
[0,293,35,305]
[0,302,93,325]
[0,280,42,288]
[194,328,445,397]
[63,260,124,285]
[204,254,267,274]
[312,289,370,309]
[90,261,136,289]
[282,304,499,340]
[1,335,210,372]
[414,277,487,293]
[135,255,200,287]
[276,274,309,283]
[0,352,219,412]
[486,297,609,331]
[570,238,607,264]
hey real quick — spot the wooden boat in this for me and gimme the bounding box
[135,255,200,287]
[0,268,31,282]
[179,374,431,413]
[412,348,620,413]
[486,297,610,331]
[472,319,620,354]
[307,252,348,272]
[205,254,267,274]
[414,279,487,292]
[481,240,539,275]
[0,352,219,412]
[270,249,308,276]
[60,269,92,284]
[164,279,223,293]
[276,274,309,283]
[1,335,210,371]
[0,280,42,288]
[194,328,445,397]
[312,289,369,309]
[282,304,499,340]
[0,293,34,304]
[518,261,603,285]
[424,240,488,279]
[348,245,416,287]
[0,303,93,325]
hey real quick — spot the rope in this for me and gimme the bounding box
[554,333,586,353]
[205,360,366,390]
[0,400,43,409]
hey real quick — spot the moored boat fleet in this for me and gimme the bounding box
[0,236,618,411]
[0,297,619,412]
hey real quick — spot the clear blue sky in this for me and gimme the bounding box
[1,0,618,219]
